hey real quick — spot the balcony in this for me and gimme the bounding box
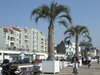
[25,38,29,41]
[41,42,44,45]
[6,46,16,50]
[25,33,28,36]
[9,43,15,47]
[25,37,28,39]
[10,39,15,41]
[41,40,44,43]
[25,42,29,45]
[10,34,15,37]
[45,43,48,46]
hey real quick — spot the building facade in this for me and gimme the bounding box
[57,40,81,58]
[0,25,48,53]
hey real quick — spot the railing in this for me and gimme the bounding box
[19,65,40,75]
[10,39,15,41]
[10,34,15,37]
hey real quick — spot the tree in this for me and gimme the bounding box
[64,25,89,59]
[31,1,72,61]
[80,35,93,59]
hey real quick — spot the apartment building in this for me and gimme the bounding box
[0,25,23,51]
[0,25,48,53]
[28,28,48,52]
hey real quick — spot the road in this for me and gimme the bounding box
[41,61,100,75]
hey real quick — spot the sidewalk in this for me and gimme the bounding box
[40,61,100,75]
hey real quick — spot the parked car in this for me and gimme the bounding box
[9,60,16,64]
[23,58,29,63]
[15,60,24,63]
[40,59,47,63]
[15,58,29,63]
[32,59,40,63]
[60,59,67,61]
[56,59,60,61]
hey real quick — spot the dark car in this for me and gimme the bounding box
[16,58,29,63]
[23,58,29,63]
[60,59,67,61]
[40,59,47,63]
[16,60,24,63]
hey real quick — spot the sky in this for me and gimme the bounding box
[0,0,100,47]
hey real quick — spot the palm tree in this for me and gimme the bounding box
[80,40,93,59]
[64,25,89,59]
[80,35,93,58]
[31,1,72,61]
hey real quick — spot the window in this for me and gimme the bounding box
[11,43,14,46]
[19,34,21,38]
[3,31,6,38]
[8,37,9,40]
[11,32,13,34]
[33,30,35,36]
[33,36,34,39]
[14,31,16,34]
[19,40,21,43]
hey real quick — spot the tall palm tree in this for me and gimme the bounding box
[64,25,89,59]
[31,1,72,61]
[80,40,93,59]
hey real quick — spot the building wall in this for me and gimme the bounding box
[57,41,66,54]
[0,25,48,53]
[27,28,48,52]
[0,27,6,50]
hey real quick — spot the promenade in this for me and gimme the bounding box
[40,61,100,75]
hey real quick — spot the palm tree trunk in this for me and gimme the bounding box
[85,46,88,59]
[76,35,79,59]
[47,24,55,61]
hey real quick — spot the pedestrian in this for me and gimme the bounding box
[71,54,79,73]
[87,55,92,65]
[97,56,99,64]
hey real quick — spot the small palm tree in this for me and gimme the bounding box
[80,40,93,59]
[64,25,89,59]
[80,35,93,59]
[31,1,72,61]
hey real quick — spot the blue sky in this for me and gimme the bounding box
[0,0,100,47]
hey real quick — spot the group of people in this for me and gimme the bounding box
[71,54,92,73]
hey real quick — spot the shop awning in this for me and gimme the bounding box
[20,51,25,54]
[33,52,37,55]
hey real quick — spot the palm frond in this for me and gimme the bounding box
[64,35,71,41]
[59,20,69,29]
[79,26,89,35]
[80,40,93,48]
[79,40,86,46]
[59,14,72,24]
[84,35,92,42]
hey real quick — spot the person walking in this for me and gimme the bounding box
[97,56,99,64]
